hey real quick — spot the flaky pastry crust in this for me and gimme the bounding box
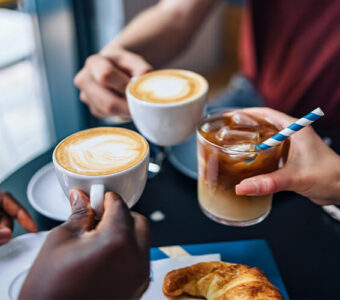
[162,261,283,300]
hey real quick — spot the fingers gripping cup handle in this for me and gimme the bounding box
[90,184,105,217]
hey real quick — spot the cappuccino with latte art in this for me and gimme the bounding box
[128,69,207,104]
[55,127,148,176]
[53,127,149,214]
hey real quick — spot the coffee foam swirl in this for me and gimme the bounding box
[55,127,148,176]
[128,69,207,104]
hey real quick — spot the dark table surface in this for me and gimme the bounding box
[1,147,340,299]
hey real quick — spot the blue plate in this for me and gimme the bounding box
[151,239,289,299]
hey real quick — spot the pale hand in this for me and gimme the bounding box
[74,46,152,118]
[235,108,340,206]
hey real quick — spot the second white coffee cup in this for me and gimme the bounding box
[126,69,209,146]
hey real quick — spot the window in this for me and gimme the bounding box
[0,7,52,181]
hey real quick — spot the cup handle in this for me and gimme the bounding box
[90,184,105,217]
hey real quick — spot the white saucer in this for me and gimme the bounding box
[27,162,71,221]
[0,231,49,300]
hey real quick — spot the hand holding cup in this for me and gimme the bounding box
[19,189,150,299]
[236,107,340,206]
[74,47,152,118]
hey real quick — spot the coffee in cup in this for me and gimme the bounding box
[53,127,149,215]
[128,69,207,104]
[55,127,148,176]
[197,110,286,226]
[126,69,208,146]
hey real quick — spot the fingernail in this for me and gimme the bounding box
[235,180,259,196]
[69,189,82,208]
[240,177,257,183]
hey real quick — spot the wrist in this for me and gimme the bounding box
[99,40,124,57]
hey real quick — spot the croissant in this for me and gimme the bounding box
[162,261,283,300]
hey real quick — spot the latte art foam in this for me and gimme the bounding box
[128,69,207,104]
[55,127,148,176]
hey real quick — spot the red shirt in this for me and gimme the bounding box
[240,0,340,133]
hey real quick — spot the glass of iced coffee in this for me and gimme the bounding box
[197,109,286,226]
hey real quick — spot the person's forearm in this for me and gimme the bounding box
[101,0,218,67]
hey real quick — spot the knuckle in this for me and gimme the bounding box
[110,50,123,61]
[105,101,119,114]
[89,107,98,115]
[264,175,288,194]
[73,75,80,86]
[302,125,314,135]
[257,177,271,194]
[265,176,278,193]
[71,206,90,218]
[90,108,104,118]
[263,107,274,113]
[85,55,97,67]
[116,80,127,92]
[132,53,144,62]
[74,72,84,87]
[98,68,114,84]
[79,92,87,102]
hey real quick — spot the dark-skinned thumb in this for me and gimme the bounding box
[66,188,95,233]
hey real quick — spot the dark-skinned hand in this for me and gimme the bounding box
[19,189,150,300]
[0,191,37,245]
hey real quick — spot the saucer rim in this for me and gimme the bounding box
[166,147,197,180]
[27,162,68,222]
[0,231,49,300]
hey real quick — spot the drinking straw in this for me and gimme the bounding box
[255,107,324,150]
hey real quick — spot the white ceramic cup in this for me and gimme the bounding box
[126,70,209,146]
[52,139,149,216]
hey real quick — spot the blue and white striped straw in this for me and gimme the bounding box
[255,107,324,150]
